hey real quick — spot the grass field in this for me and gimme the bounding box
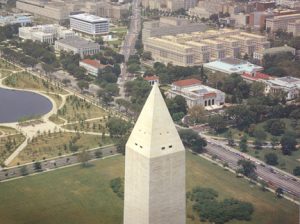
[0,69,13,78]
[58,95,107,122]
[62,119,107,133]
[0,59,21,71]
[4,71,66,94]
[0,152,298,224]
[0,133,25,164]
[9,132,113,166]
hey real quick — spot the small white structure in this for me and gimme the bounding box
[79,59,109,76]
[264,76,300,101]
[0,13,32,26]
[19,24,75,44]
[70,13,109,36]
[168,78,225,109]
[55,37,100,58]
[144,75,159,86]
[204,58,263,74]
[124,84,186,224]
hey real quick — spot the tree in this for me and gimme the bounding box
[237,159,256,179]
[280,133,297,155]
[264,119,286,136]
[264,153,278,165]
[167,95,188,121]
[179,129,207,153]
[95,150,103,158]
[208,115,226,133]
[77,80,89,92]
[250,82,265,97]
[78,149,90,167]
[239,134,248,152]
[293,166,300,176]
[226,130,234,146]
[271,136,279,149]
[33,161,42,171]
[107,118,131,137]
[20,166,28,176]
[188,105,206,124]
[275,187,284,198]
[253,128,267,149]
[116,133,130,155]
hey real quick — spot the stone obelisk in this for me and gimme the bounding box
[123,84,186,224]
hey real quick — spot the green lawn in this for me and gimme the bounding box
[247,147,300,174]
[4,71,66,94]
[58,95,107,122]
[9,132,113,166]
[0,152,298,224]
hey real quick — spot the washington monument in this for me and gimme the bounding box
[123,84,186,224]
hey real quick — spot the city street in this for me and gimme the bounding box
[202,137,300,200]
[0,145,117,182]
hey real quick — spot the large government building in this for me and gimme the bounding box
[144,29,270,67]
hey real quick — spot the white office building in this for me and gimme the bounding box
[0,13,32,26]
[70,13,109,36]
[19,24,76,44]
[55,37,100,58]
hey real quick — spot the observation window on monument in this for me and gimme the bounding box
[135,143,138,146]
[161,147,165,150]
[140,145,143,149]
[169,145,173,148]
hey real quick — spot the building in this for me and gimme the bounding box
[92,2,130,20]
[288,19,300,36]
[276,0,300,9]
[142,0,185,11]
[55,37,100,58]
[204,58,263,74]
[241,71,273,83]
[266,13,300,32]
[70,13,109,37]
[253,45,296,62]
[0,13,32,26]
[142,17,207,42]
[19,24,75,44]
[123,84,186,224]
[144,75,160,86]
[79,59,109,76]
[16,0,70,22]
[168,78,225,109]
[264,76,300,100]
[144,29,270,66]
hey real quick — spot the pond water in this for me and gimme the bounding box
[0,88,52,123]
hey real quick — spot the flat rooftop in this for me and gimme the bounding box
[56,37,100,49]
[70,13,108,23]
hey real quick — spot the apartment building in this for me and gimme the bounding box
[70,13,109,37]
[168,78,225,109]
[266,13,300,32]
[144,29,270,66]
[288,19,300,36]
[54,37,100,58]
[16,0,70,22]
[19,25,75,44]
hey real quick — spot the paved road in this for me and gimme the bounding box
[118,0,142,98]
[0,145,117,182]
[202,138,300,200]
